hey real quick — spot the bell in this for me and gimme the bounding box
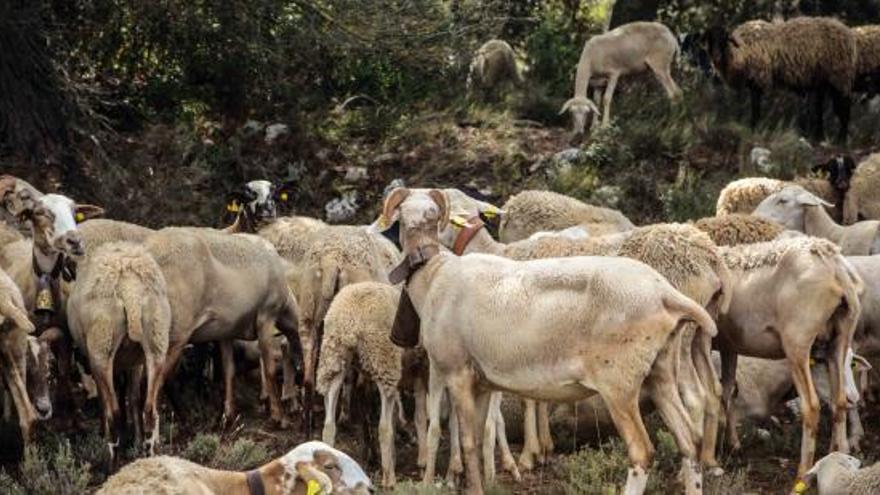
[35,286,54,313]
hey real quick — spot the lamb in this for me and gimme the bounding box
[65,242,171,457]
[843,153,880,224]
[466,39,522,100]
[294,225,400,434]
[715,172,849,221]
[717,237,862,482]
[694,214,784,246]
[560,21,681,134]
[383,187,718,495]
[706,17,857,142]
[803,452,880,495]
[754,185,880,255]
[318,281,404,488]
[142,227,299,428]
[97,441,371,495]
[853,25,880,96]
[498,189,633,243]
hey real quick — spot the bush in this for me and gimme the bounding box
[212,438,272,471]
[12,440,93,495]
[182,433,221,465]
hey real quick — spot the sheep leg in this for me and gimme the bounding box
[518,399,540,471]
[414,374,429,468]
[447,395,463,483]
[827,335,850,454]
[257,324,287,428]
[785,346,820,479]
[479,391,497,483]
[719,345,740,450]
[44,328,78,426]
[0,345,36,442]
[537,401,555,459]
[590,86,602,130]
[379,387,397,488]
[423,362,445,484]
[280,342,297,405]
[599,388,653,495]
[492,394,521,482]
[219,341,237,427]
[321,374,344,446]
[646,59,681,99]
[830,88,850,144]
[692,329,723,472]
[601,73,619,127]
[447,369,483,495]
[748,85,763,130]
[125,365,145,448]
[847,407,864,453]
[91,357,122,466]
[811,88,827,142]
[143,349,166,456]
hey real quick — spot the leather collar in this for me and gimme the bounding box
[451,215,485,255]
[389,244,440,285]
[245,469,266,495]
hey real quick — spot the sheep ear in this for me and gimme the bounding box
[559,99,574,115]
[586,99,601,116]
[428,189,450,232]
[73,204,104,223]
[796,191,833,208]
[0,299,34,334]
[381,187,409,227]
[853,353,872,371]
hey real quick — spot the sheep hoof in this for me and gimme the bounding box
[707,466,724,477]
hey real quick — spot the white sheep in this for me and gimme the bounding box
[803,452,880,494]
[718,237,863,481]
[843,153,880,224]
[66,241,170,456]
[754,185,880,255]
[560,21,681,134]
[383,187,718,495]
[97,441,371,495]
[317,281,404,488]
[715,175,845,221]
[467,39,522,100]
[499,189,633,243]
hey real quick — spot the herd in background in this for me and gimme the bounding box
[2,13,880,495]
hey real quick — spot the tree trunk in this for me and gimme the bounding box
[607,0,661,29]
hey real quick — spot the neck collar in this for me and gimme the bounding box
[389,244,440,285]
[451,215,485,255]
[245,469,266,495]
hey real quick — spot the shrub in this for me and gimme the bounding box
[14,440,92,495]
[212,438,272,471]
[182,433,221,465]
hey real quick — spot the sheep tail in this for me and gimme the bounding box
[663,291,718,339]
[833,255,862,345]
[119,278,145,344]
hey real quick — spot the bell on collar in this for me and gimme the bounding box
[34,274,55,314]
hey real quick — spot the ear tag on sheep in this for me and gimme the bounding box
[451,216,469,228]
[306,479,322,495]
[793,480,807,493]
[227,200,241,213]
[280,192,289,201]
[482,206,497,219]
[74,212,85,223]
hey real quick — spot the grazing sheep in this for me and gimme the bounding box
[560,21,681,134]
[318,282,404,488]
[296,225,400,434]
[384,187,718,495]
[853,25,880,96]
[694,214,784,246]
[804,452,880,495]
[717,237,862,480]
[97,441,371,495]
[706,17,857,142]
[66,242,170,457]
[715,173,846,221]
[499,189,633,243]
[844,153,880,224]
[467,39,522,100]
[755,185,880,255]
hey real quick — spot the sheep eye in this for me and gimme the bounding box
[777,198,787,205]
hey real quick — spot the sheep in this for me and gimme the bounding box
[65,241,170,457]
[318,281,404,488]
[142,227,299,428]
[466,39,522,100]
[560,21,681,134]
[76,218,154,250]
[754,185,880,255]
[0,220,23,248]
[853,25,880,96]
[97,441,371,495]
[844,153,880,224]
[0,266,49,442]
[803,452,880,495]
[694,214,784,246]
[498,189,633,243]
[715,172,848,221]
[706,17,857,143]
[224,179,296,233]
[717,237,862,481]
[383,187,718,495]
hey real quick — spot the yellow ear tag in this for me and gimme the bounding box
[280,192,288,201]
[793,480,807,493]
[377,215,390,229]
[451,216,469,228]
[74,212,85,223]
[809,358,816,367]
[306,479,322,495]
[227,201,241,213]
[482,206,497,219]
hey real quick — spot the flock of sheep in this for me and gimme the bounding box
[2,13,880,495]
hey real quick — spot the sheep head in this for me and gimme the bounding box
[753,185,833,232]
[705,26,740,82]
[226,179,294,230]
[383,187,447,283]
[812,155,856,193]
[803,452,862,494]
[559,96,600,136]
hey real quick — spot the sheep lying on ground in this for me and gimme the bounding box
[717,237,862,481]
[853,25,880,96]
[844,153,880,224]
[97,441,371,495]
[384,187,718,495]
[694,214,784,246]
[66,242,171,457]
[318,282,405,488]
[755,185,880,255]
[804,452,880,495]
[715,173,848,221]
[499,189,633,243]
[706,17,857,142]
[560,21,681,134]
[467,39,522,100]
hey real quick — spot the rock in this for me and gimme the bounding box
[750,146,772,174]
[383,178,406,198]
[242,120,264,137]
[325,190,360,223]
[265,123,290,144]
[553,147,583,164]
[343,166,369,183]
